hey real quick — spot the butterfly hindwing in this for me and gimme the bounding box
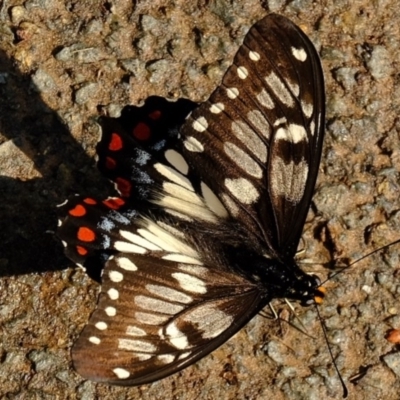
[97,96,197,199]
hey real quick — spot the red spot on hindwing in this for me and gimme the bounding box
[83,198,97,205]
[115,177,132,197]
[148,110,162,120]
[105,156,117,170]
[77,227,96,242]
[76,245,88,256]
[109,133,123,151]
[103,197,125,209]
[69,204,86,217]
[132,122,151,140]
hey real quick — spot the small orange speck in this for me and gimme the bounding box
[76,245,88,256]
[314,286,326,304]
[314,296,324,305]
[83,198,97,205]
[148,110,162,120]
[103,197,125,209]
[386,329,400,344]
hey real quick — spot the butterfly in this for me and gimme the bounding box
[57,13,325,386]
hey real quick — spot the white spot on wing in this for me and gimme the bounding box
[221,193,240,216]
[200,182,229,218]
[108,288,119,300]
[165,149,189,175]
[183,136,204,152]
[287,80,300,97]
[257,89,274,109]
[135,295,184,314]
[178,264,209,276]
[183,304,234,339]
[225,178,259,204]
[237,66,249,79]
[89,336,101,345]
[155,185,218,223]
[247,110,271,140]
[113,368,130,379]
[270,158,309,204]
[116,257,138,271]
[114,240,147,254]
[144,220,199,257]
[265,71,294,108]
[95,321,108,330]
[166,322,189,349]
[249,50,260,61]
[275,124,308,143]
[137,227,185,254]
[163,254,202,265]
[210,103,224,114]
[302,100,313,118]
[154,163,194,191]
[119,230,161,251]
[226,87,239,99]
[126,326,147,336]
[224,142,263,178]
[109,270,123,282]
[192,116,208,132]
[156,221,186,238]
[162,182,203,206]
[146,284,193,304]
[136,353,152,361]
[292,46,307,61]
[165,209,194,222]
[274,117,287,127]
[158,354,175,364]
[231,120,267,162]
[172,272,207,294]
[135,312,169,325]
[118,338,156,352]
[310,120,315,135]
[105,306,116,316]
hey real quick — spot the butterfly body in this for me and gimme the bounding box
[58,13,325,386]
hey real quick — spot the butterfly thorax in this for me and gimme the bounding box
[225,247,320,304]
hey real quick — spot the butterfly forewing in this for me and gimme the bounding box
[180,14,324,257]
[58,13,325,386]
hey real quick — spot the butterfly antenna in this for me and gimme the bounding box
[327,238,400,282]
[315,303,348,398]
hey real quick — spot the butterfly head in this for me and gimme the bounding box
[271,265,323,306]
[284,271,327,307]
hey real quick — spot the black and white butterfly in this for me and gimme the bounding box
[57,13,325,386]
